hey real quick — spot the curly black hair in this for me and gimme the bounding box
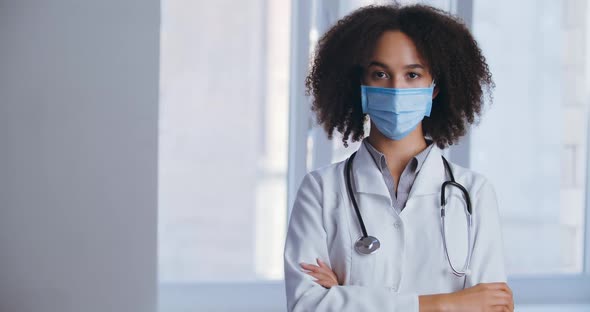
[305,4,494,148]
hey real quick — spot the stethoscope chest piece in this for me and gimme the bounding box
[354,235,380,255]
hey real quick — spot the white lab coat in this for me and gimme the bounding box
[283,141,507,312]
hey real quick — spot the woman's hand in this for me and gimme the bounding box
[436,282,514,312]
[299,258,340,289]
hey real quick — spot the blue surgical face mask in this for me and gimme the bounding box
[361,80,436,140]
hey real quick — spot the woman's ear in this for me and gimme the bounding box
[432,86,439,99]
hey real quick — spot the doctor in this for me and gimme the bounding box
[284,4,514,312]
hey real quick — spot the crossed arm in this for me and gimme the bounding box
[300,258,514,312]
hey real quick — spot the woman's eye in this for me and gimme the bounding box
[372,71,389,79]
[408,72,421,79]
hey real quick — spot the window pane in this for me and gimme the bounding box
[470,0,588,275]
[158,0,291,282]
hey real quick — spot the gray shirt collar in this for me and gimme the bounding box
[362,138,434,174]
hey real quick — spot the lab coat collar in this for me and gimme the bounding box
[351,140,445,198]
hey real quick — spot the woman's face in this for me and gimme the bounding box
[363,30,437,92]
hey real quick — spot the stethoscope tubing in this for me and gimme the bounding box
[345,149,474,279]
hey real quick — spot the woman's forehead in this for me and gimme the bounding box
[368,30,426,69]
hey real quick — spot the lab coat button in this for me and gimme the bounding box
[393,222,402,229]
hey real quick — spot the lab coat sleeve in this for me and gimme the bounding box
[465,178,508,286]
[284,172,419,312]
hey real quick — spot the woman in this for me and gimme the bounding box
[283,4,514,312]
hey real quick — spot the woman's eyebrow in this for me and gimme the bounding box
[404,64,425,69]
[368,61,424,70]
[368,61,390,69]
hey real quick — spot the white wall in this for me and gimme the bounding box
[0,1,159,312]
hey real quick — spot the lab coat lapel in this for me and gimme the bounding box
[351,141,391,199]
[407,144,445,198]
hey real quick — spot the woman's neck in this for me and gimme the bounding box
[367,124,428,178]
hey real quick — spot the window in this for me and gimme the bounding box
[158,0,291,284]
[469,0,589,277]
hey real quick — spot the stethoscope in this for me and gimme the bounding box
[345,151,474,277]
